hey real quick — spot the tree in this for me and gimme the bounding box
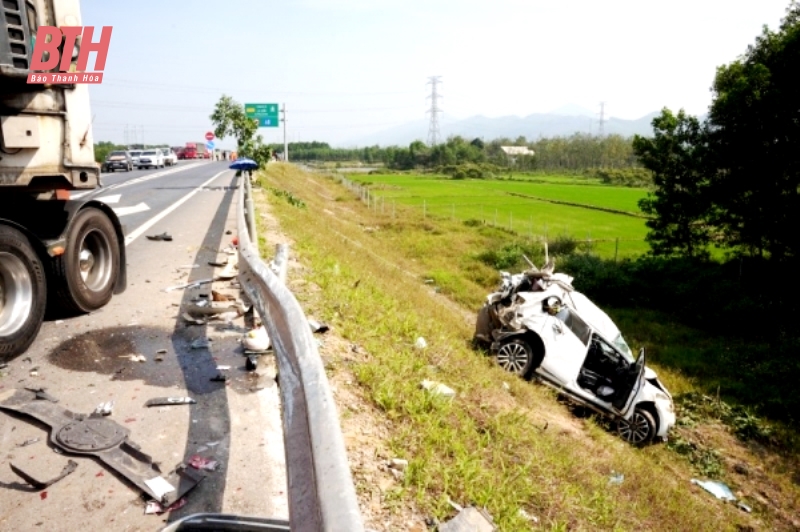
[633,109,711,258]
[706,1,800,261]
[210,95,271,167]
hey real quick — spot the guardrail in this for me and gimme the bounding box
[237,173,365,532]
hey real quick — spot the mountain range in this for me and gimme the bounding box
[340,105,661,147]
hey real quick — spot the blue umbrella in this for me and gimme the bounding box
[229,157,258,171]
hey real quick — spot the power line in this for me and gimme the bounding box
[426,76,442,146]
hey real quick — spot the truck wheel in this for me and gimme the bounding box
[0,225,47,359]
[51,208,120,313]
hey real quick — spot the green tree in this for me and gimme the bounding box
[706,1,800,261]
[633,109,711,258]
[210,95,271,167]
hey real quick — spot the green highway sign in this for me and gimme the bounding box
[245,103,279,128]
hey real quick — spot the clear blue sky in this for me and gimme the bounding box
[84,0,791,149]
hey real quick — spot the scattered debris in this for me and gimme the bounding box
[216,365,231,371]
[144,476,176,499]
[188,455,219,471]
[24,387,59,403]
[420,380,456,398]
[211,311,240,324]
[243,327,270,352]
[414,337,427,350]
[178,264,199,269]
[29,368,39,377]
[190,337,211,350]
[10,459,78,490]
[145,397,196,407]
[225,230,232,235]
[180,312,205,326]
[212,290,235,302]
[691,479,736,501]
[163,278,217,293]
[119,354,146,363]
[208,259,228,267]
[608,472,624,486]
[146,232,173,241]
[439,506,496,532]
[502,382,510,391]
[210,374,229,383]
[737,502,752,513]
[185,302,243,317]
[221,246,237,256]
[40,491,47,500]
[518,509,538,523]
[93,401,114,416]
[388,458,408,471]
[308,319,330,334]
[145,497,187,515]
[154,353,165,362]
[156,349,168,354]
[245,355,258,371]
[17,437,40,447]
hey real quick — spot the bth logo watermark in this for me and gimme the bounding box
[26,26,112,85]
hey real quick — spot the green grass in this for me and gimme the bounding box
[251,164,794,531]
[345,173,651,258]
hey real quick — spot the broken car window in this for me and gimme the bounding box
[555,307,591,345]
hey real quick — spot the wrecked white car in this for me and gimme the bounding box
[474,260,675,445]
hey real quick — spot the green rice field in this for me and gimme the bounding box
[345,173,652,258]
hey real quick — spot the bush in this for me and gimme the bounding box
[592,168,653,187]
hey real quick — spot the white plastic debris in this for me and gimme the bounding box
[144,476,176,499]
[243,327,270,351]
[414,337,427,350]
[388,458,408,471]
[421,380,456,398]
[691,479,736,501]
[93,401,114,416]
[518,509,538,523]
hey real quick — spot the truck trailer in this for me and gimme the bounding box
[1,0,126,359]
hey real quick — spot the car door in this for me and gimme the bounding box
[612,347,647,416]
[537,308,591,387]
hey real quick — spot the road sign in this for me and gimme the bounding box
[206,141,215,150]
[245,103,279,128]
[205,131,215,141]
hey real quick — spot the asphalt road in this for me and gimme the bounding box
[0,162,289,530]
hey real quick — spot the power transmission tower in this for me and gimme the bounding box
[426,76,442,146]
[598,102,606,137]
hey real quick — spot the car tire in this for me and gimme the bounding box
[617,408,657,446]
[0,225,47,359]
[50,208,120,313]
[496,338,536,379]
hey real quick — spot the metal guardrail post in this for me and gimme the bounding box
[272,243,289,284]
[244,171,259,253]
[237,181,364,532]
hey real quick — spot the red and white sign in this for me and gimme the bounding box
[205,131,215,141]
[27,26,112,85]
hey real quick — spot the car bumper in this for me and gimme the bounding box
[655,404,677,440]
[106,162,129,169]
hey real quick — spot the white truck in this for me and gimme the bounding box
[1,0,126,359]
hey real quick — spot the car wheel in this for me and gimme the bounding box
[496,338,536,379]
[617,408,656,446]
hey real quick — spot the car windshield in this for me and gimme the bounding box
[142,151,157,155]
[612,333,635,363]
[109,151,126,157]
[130,151,141,156]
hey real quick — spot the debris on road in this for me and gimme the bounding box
[188,455,219,471]
[691,479,737,501]
[93,401,114,416]
[210,374,229,383]
[185,301,243,317]
[420,380,456,399]
[439,506,497,532]
[243,327,270,352]
[190,337,212,350]
[24,387,59,403]
[154,353,165,362]
[212,290,235,302]
[144,497,187,515]
[0,388,204,505]
[211,311,240,325]
[9,459,78,490]
[245,355,258,371]
[208,259,228,268]
[163,278,215,293]
[308,319,330,334]
[182,313,206,326]
[17,437,40,447]
[119,354,147,363]
[145,397,196,407]
[414,337,427,350]
[146,232,173,242]
[216,365,231,371]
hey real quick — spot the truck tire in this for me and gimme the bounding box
[51,208,120,313]
[0,225,47,359]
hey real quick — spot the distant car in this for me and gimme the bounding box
[474,261,676,446]
[137,149,164,169]
[161,148,178,166]
[103,150,133,172]
[128,150,143,167]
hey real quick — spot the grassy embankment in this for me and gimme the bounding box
[254,164,799,531]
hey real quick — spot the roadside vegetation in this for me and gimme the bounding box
[256,163,799,531]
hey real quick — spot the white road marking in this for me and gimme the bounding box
[124,170,230,246]
[95,194,121,204]
[109,162,206,191]
[113,202,150,217]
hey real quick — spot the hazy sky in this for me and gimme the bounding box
[84,0,791,149]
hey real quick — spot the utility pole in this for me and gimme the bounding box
[426,76,442,146]
[281,104,288,162]
[598,102,606,137]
